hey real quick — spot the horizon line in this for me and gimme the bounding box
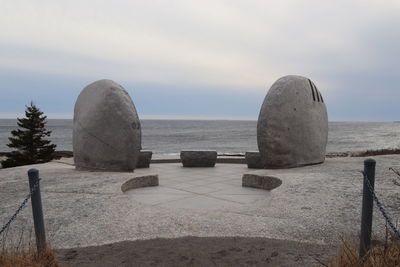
[0,113,257,121]
[0,113,398,123]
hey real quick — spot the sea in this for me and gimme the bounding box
[0,119,400,155]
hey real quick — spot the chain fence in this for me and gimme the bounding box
[362,170,400,239]
[0,178,41,236]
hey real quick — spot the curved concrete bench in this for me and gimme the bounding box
[180,150,217,167]
[242,174,282,190]
[121,175,159,192]
[136,150,153,168]
[245,151,264,169]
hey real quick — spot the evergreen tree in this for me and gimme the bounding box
[1,103,56,168]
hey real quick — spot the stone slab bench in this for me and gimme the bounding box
[245,151,264,169]
[242,174,282,190]
[136,150,153,168]
[121,175,159,192]
[180,150,217,167]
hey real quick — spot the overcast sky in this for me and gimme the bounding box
[0,0,399,121]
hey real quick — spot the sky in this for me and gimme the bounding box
[0,0,399,121]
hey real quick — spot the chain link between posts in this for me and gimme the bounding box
[0,178,41,236]
[362,171,400,239]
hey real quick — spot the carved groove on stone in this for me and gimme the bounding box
[308,79,316,101]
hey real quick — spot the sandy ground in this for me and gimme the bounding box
[2,155,400,266]
[55,236,337,267]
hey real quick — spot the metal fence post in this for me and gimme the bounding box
[28,168,46,252]
[359,158,376,259]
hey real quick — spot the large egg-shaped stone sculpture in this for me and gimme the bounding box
[73,79,141,171]
[257,75,328,168]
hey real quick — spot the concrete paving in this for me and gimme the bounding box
[1,155,400,249]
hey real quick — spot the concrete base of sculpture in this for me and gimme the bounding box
[121,175,159,192]
[245,151,264,169]
[242,174,282,190]
[180,150,217,167]
[136,151,153,168]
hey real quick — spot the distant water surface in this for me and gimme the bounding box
[0,119,399,154]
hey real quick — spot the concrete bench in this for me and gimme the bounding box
[136,150,153,168]
[245,151,264,169]
[180,150,217,167]
[242,174,281,190]
[121,175,159,192]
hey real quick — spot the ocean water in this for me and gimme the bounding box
[0,119,400,154]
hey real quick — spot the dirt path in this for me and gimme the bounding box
[56,236,337,267]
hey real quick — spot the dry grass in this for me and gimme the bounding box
[0,247,60,267]
[330,237,400,267]
[1,225,61,267]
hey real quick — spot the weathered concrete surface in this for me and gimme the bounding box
[73,79,141,171]
[245,151,263,169]
[136,151,153,168]
[1,155,400,250]
[242,174,282,190]
[180,150,217,167]
[257,75,328,168]
[121,175,158,192]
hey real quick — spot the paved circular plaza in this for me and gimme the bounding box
[1,155,400,249]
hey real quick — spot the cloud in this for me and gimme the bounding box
[1,1,397,89]
[0,0,278,89]
[0,0,399,120]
